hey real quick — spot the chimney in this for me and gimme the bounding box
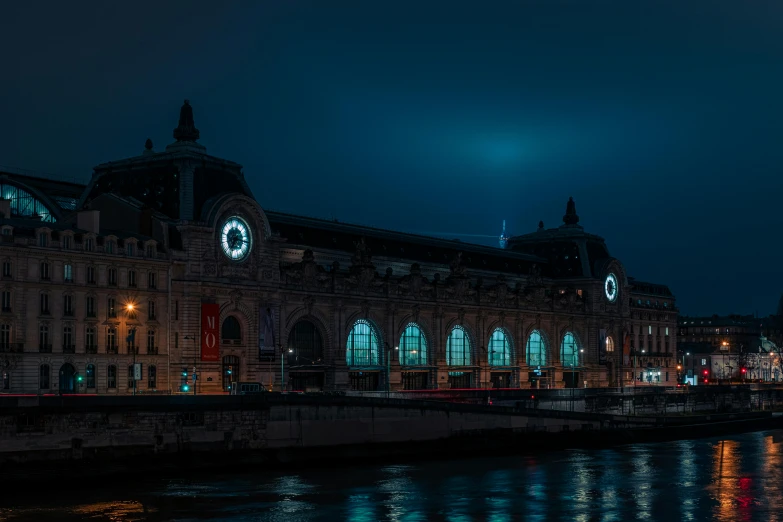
[0,199,10,219]
[77,210,100,234]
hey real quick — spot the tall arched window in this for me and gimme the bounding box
[447,325,471,366]
[399,323,427,366]
[488,328,512,366]
[86,364,95,388]
[346,319,380,366]
[526,330,547,367]
[288,320,324,364]
[606,336,615,352]
[561,332,579,367]
[221,316,241,344]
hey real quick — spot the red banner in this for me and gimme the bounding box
[201,303,220,362]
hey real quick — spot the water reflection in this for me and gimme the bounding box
[0,431,782,522]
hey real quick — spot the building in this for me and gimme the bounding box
[0,101,679,395]
[678,315,783,383]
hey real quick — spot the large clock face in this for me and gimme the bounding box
[604,273,618,302]
[220,216,252,261]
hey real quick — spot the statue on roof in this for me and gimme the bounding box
[173,99,200,142]
[563,196,579,226]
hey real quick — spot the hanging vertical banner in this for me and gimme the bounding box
[622,332,631,367]
[201,303,220,361]
[599,329,607,365]
[259,306,276,360]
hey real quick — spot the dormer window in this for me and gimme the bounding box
[106,240,115,254]
[38,233,48,247]
[85,237,94,252]
[126,242,135,257]
[62,235,71,249]
[1,227,11,236]
[146,244,156,258]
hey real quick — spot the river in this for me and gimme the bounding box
[1,430,781,521]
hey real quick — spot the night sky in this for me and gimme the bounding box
[1,1,782,316]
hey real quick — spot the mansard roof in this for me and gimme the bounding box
[267,210,550,277]
[628,278,674,298]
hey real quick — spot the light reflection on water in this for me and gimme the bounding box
[0,431,782,522]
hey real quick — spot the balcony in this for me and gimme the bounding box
[62,344,75,354]
[0,343,23,353]
[85,345,98,354]
[128,346,139,355]
[63,310,74,318]
[86,311,96,319]
[39,344,52,353]
[107,345,118,354]
[1,306,11,313]
[147,346,159,355]
[40,309,50,316]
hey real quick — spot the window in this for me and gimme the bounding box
[147,329,156,353]
[174,332,179,350]
[2,261,10,278]
[128,270,136,288]
[63,325,73,351]
[39,325,49,350]
[85,238,94,252]
[40,293,49,314]
[107,297,116,318]
[174,300,179,320]
[648,325,652,335]
[106,240,114,254]
[63,294,73,316]
[146,244,155,257]
[1,291,10,312]
[126,242,135,257]
[701,358,707,366]
[1,228,10,236]
[86,364,95,388]
[40,261,50,280]
[2,371,8,390]
[665,327,669,336]
[148,271,156,289]
[86,296,96,317]
[107,327,117,353]
[63,263,73,282]
[63,235,71,249]
[38,233,48,247]
[488,328,512,366]
[287,320,324,364]
[446,325,471,366]
[127,365,135,389]
[399,323,427,366]
[86,266,95,284]
[346,319,380,366]
[606,336,615,352]
[148,365,157,389]
[561,332,579,367]
[86,327,96,351]
[0,324,10,349]
[526,330,547,367]
[221,316,241,344]
[108,268,117,286]
[39,364,50,389]
[107,365,117,389]
[148,300,156,320]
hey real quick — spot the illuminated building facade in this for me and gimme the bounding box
[0,101,678,394]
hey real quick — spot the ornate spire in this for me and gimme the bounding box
[563,196,579,226]
[173,100,200,142]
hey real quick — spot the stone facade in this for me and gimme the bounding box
[0,101,678,394]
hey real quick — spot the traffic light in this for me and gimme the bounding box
[180,367,189,392]
[703,370,708,376]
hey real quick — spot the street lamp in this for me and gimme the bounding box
[125,304,137,396]
[184,335,197,395]
[280,345,293,392]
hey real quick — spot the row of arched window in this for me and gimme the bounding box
[343,320,586,368]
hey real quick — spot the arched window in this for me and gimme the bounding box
[399,323,427,366]
[488,328,512,366]
[561,332,579,367]
[221,316,241,344]
[287,320,324,364]
[0,182,57,222]
[606,336,615,352]
[526,330,547,367]
[346,319,380,366]
[447,325,471,366]
[107,365,117,389]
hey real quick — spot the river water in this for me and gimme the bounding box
[1,430,782,521]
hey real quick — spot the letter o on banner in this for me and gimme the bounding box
[201,303,220,361]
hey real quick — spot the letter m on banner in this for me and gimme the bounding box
[201,303,220,361]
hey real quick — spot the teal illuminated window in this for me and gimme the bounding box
[526,330,547,367]
[447,325,471,366]
[561,332,579,367]
[399,323,427,366]
[488,327,512,366]
[346,319,380,366]
[0,183,56,222]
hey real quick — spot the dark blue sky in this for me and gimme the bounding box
[1,1,782,316]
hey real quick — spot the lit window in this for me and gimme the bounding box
[526,330,547,367]
[64,263,73,282]
[648,325,652,335]
[0,183,56,222]
[447,325,471,366]
[488,328,512,366]
[606,336,615,352]
[665,327,669,336]
[561,332,579,367]
[346,319,380,366]
[399,323,427,366]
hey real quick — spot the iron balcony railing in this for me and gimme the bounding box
[39,344,52,353]
[85,345,98,354]
[62,345,75,354]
